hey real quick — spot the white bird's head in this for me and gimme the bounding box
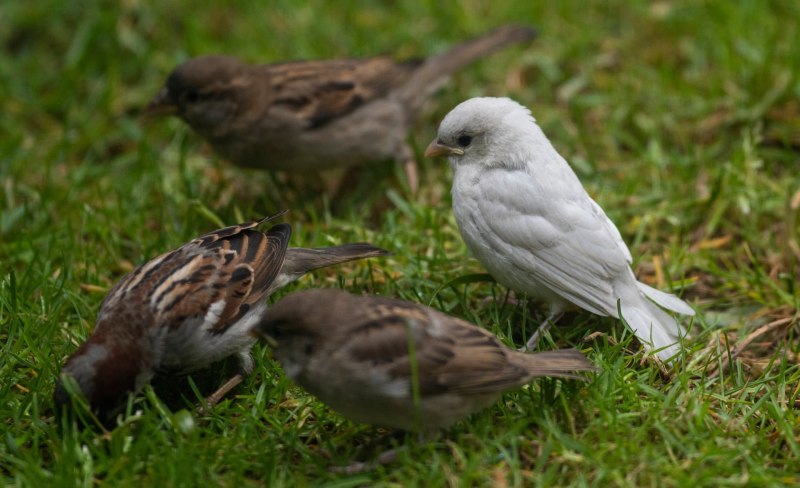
[425,97,537,170]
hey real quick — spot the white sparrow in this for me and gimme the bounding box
[425,97,695,360]
[251,288,595,433]
[145,25,538,191]
[54,213,388,423]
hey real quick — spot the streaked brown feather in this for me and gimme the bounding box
[256,57,420,129]
[99,213,291,332]
[254,289,594,433]
[333,299,568,396]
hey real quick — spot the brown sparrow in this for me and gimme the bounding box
[145,25,537,190]
[54,213,388,424]
[252,288,596,434]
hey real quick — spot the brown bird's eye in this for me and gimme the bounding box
[456,135,472,147]
[184,91,200,103]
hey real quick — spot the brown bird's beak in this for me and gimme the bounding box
[144,87,177,117]
[424,139,464,158]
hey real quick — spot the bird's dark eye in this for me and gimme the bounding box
[184,91,200,103]
[456,135,472,148]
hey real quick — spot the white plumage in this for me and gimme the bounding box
[426,97,694,360]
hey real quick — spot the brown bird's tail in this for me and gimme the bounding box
[397,25,538,117]
[511,348,598,380]
[266,243,389,294]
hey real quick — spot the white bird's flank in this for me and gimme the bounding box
[426,97,694,361]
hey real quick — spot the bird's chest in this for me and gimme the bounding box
[450,169,565,301]
[451,170,512,258]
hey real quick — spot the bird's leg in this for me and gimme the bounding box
[200,373,244,411]
[523,308,564,351]
[399,144,419,194]
[403,159,419,195]
[199,350,253,412]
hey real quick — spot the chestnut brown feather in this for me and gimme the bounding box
[54,214,388,423]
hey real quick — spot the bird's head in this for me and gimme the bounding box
[146,55,251,136]
[425,97,536,170]
[54,333,146,427]
[251,290,340,379]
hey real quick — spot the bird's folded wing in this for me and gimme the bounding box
[339,310,531,396]
[477,169,634,316]
[259,58,420,129]
[99,218,291,333]
[147,249,256,332]
[198,222,291,302]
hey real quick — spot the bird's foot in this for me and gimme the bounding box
[196,373,244,414]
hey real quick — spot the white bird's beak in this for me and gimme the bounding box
[424,139,464,158]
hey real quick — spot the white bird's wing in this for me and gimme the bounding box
[473,168,635,316]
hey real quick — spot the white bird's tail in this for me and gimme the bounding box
[619,288,692,361]
[637,282,695,316]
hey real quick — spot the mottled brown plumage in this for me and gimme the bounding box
[146,25,538,189]
[253,289,596,433]
[54,214,388,422]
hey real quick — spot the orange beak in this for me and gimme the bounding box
[424,139,464,158]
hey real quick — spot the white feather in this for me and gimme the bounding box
[203,299,227,329]
[637,281,695,316]
[441,97,693,360]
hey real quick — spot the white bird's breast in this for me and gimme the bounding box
[451,165,561,303]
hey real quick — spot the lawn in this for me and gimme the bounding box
[1,0,798,486]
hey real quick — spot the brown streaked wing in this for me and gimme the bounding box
[259,57,421,129]
[97,246,190,316]
[194,222,291,332]
[149,249,232,327]
[212,223,291,302]
[191,211,287,247]
[340,313,455,396]
[426,315,532,395]
[110,216,290,332]
[341,306,531,396]
[212,262,256,331]
[150,247,256,333]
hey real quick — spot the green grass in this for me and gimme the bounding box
[2,0,799,485]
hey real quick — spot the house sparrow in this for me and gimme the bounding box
[425,97,695,360]
[54,213,388,424]
[251,288,596,434]
[145,25,538,191]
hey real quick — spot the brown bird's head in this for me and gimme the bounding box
[146,55,252,135]
[251,289,350,377]
[53,326,149,426]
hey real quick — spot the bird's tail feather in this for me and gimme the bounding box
[637,281,695,316]
[514,349,598,380]
[397,25,538,115]
[266,243,389,295]
[619,297,687,361]
[281,243,389,276]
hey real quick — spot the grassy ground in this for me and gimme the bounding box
[2,0,799,485]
